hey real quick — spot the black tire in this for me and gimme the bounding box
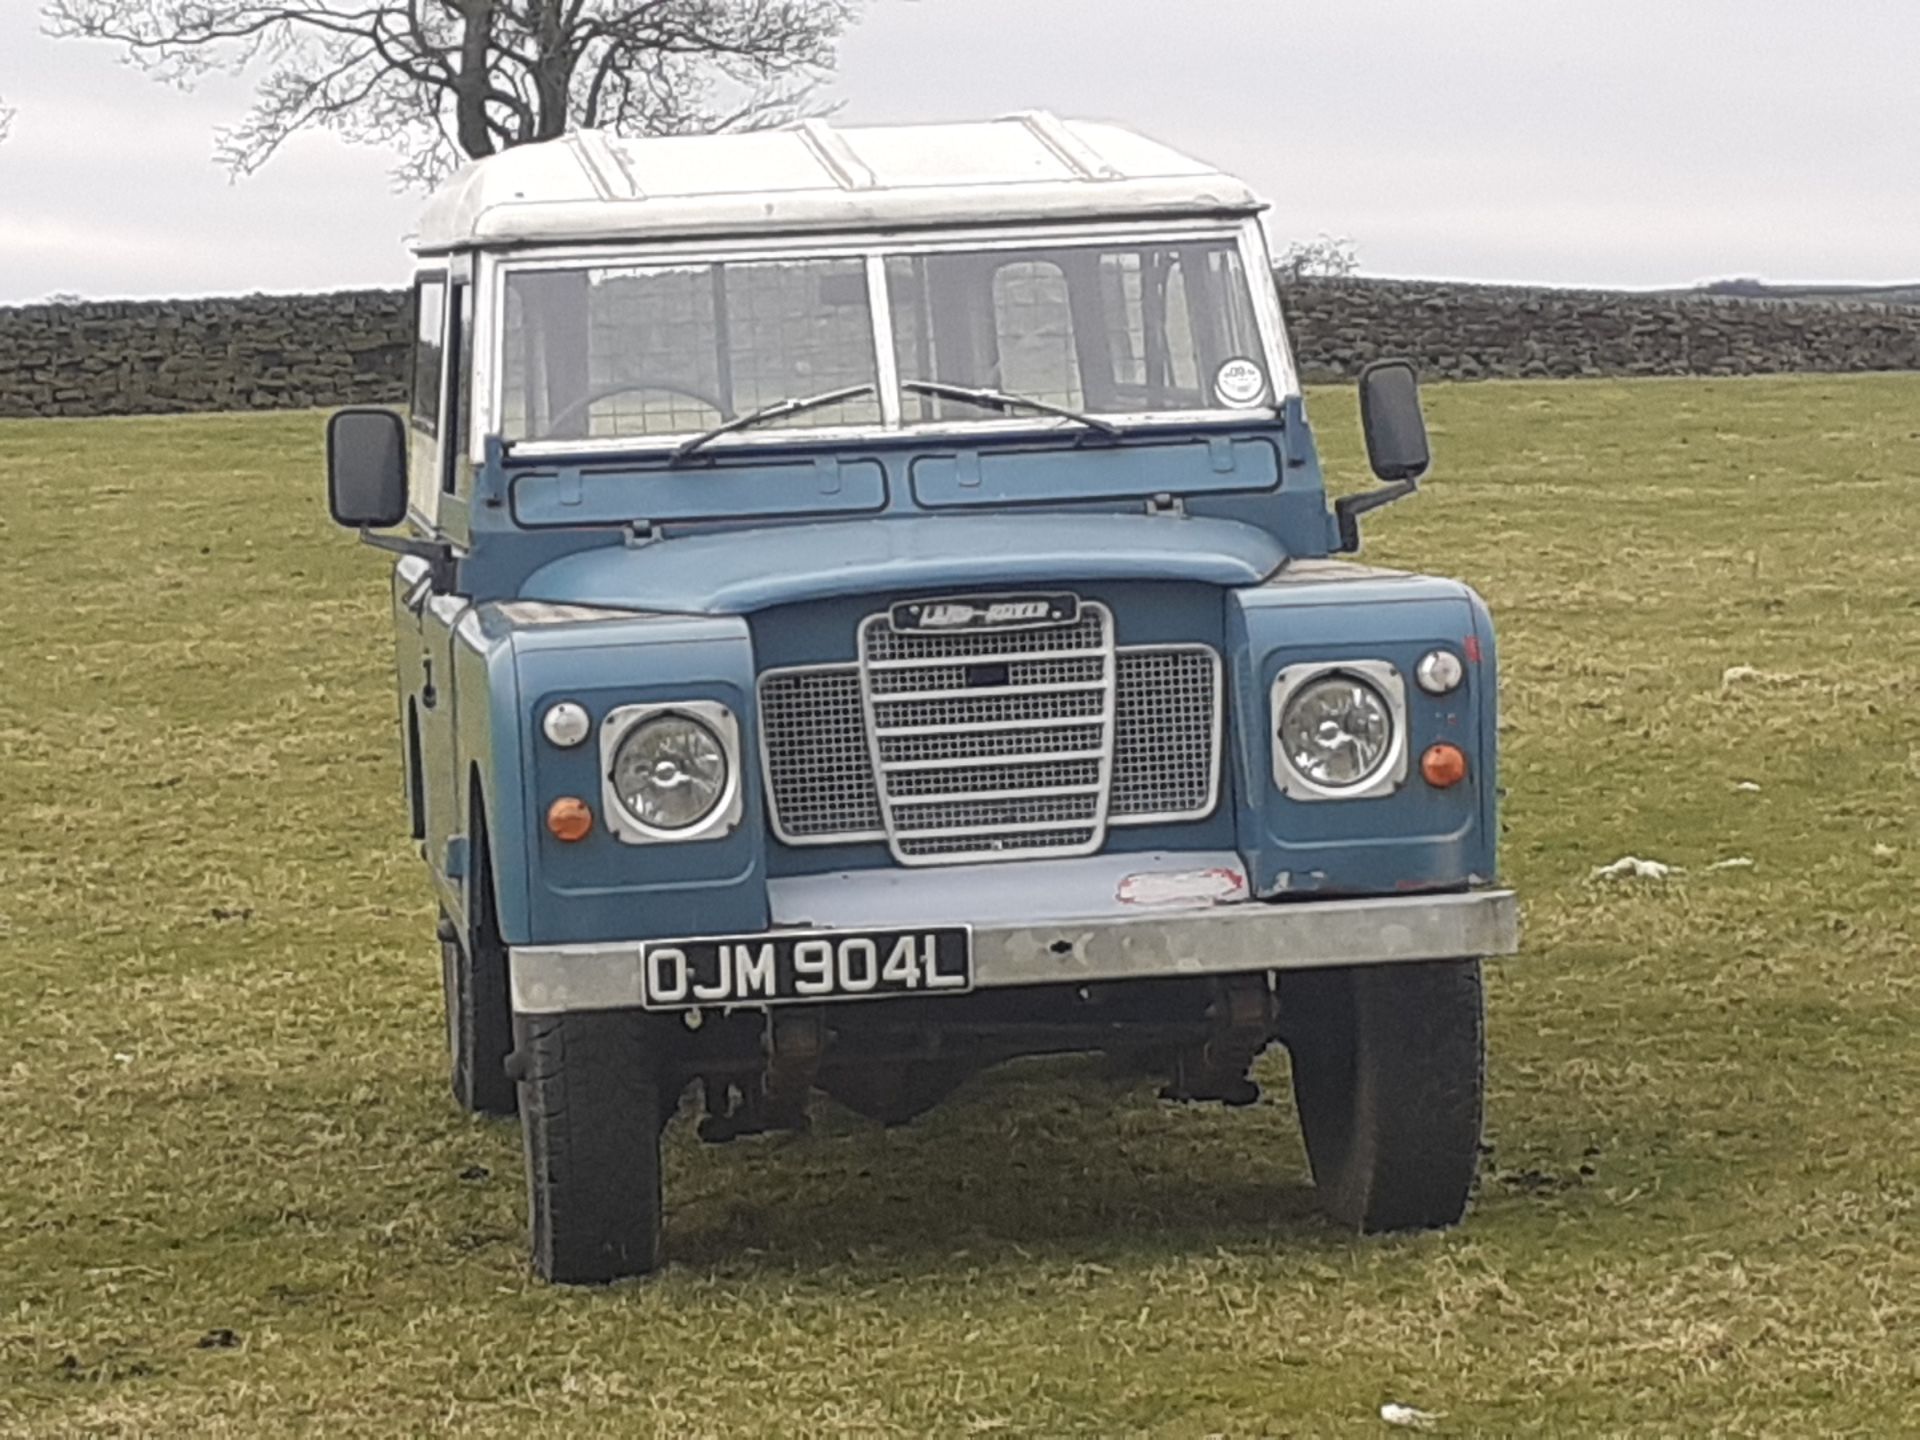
[1282,958,1484,1233]
[441,821,515,1116]
[822,1061,972,1126]
[516,1011,666,1284]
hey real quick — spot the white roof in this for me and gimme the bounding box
[413,112,1262,254]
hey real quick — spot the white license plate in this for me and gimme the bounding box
[638,927,973,1010]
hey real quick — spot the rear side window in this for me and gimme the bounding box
[443,281,472,493]
[411,277,447,438]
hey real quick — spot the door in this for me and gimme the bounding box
[399,265,472,915]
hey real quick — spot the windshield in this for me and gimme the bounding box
[498,234,1274,447]
[502,258,882,442]
[888,239,1270,421]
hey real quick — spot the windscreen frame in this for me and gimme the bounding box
[481,218,1298,461]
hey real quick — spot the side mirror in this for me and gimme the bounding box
[327,408,408,529]
[1357,359,1431,482]
[1334,361,1431,553]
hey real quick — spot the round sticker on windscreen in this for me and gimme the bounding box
[1214,357,1268,408]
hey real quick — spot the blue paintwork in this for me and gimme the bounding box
[509,617,769,945]
[1226,576,1497,898]
[454,423,1329,600]
[511,455,888,529]
[382,349,1501,956]
[908,435,1281,508]
[519,512,1286,616]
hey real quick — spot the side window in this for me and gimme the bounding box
[442,281,472,493]
[411,276,447,438]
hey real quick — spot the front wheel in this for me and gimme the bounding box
[441,924,515,1117]
[1282,958,1485,1232]
[516,1011,668,1284]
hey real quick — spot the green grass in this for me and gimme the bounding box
[2,376,1917,1436]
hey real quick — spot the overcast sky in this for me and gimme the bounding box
[1,0,1916,304]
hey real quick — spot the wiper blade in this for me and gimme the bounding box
[670,384,876,463]
[901,380,1125,438]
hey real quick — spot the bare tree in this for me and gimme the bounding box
[1277,234,1360,282]
[44,0,858,186]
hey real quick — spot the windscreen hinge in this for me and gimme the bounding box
[625,520,659,547]
[1146,492,1185,517]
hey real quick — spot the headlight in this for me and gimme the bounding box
[1279,674,1396,787]
[609,712,731,831]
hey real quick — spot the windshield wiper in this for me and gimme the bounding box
[669,384,877,464]
[901,380,1126,438]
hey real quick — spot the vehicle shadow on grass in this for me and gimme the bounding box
[661,1055,1335,1278]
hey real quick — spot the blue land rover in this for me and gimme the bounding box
[324,114,1519,1283]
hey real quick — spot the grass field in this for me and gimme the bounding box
[1,375,1916,1436]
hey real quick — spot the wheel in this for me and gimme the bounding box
[440,826,514,1116]
[441,928,515,1116]
[516,1010,667,1284]
[1282,958,1484,1232]
[822,1061,973,1126]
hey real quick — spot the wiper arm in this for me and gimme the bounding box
[670,384,877,463]
[901,380,1125,438]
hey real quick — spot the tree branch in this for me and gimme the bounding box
[42,0,859,186]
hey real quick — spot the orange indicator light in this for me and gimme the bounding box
[547,796,594,842]
[1421,744,1469,789]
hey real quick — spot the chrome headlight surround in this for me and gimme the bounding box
[1270,660,1409,802]
[598,700,744,845]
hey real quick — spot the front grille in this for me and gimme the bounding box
[756,599,1221,867]
[759,604,1222,863]
[862,604,1116,864]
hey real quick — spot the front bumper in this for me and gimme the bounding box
[507,852,1520,1015]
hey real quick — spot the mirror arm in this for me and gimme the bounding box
[1333,478,1418,554]
[357,528,457,589]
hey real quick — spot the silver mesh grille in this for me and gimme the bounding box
[894,828,1102,860]
[1112,648,1221,820]
[758,668,882,840]
[888,757,1102,797]
[862,604,1115,865]
[881,723,1104,765]
[756,605,1221,862]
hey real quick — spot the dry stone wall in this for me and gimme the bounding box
[1,279,1917,420]
[0,291,410,419]
[1279,278,1920,382]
